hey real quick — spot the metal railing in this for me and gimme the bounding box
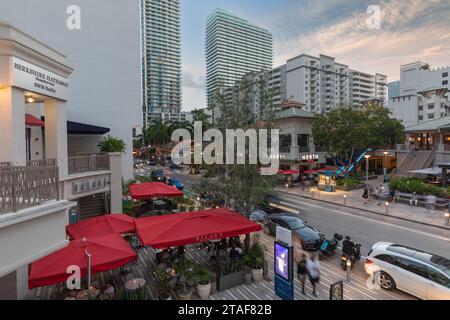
[68,154,110,175]
[0,162,12,167]
[0,166,59,214]
[279,147,291,154]
[26,159,57,167]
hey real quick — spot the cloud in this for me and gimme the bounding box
[183,71,205,90]
[273,0,450,80]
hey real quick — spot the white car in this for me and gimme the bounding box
[364,242,450,300]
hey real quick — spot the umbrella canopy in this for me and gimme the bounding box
[278,169,300,175]
[129,182,183,200]
[29,234,137,289]
[66,214,135,240]
[135,207,262,249]
[409,167,442,175]
[303,167,336,174]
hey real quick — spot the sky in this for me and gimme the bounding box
[181,0,450,111]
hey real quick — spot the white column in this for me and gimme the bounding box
[44,99,68,179]
[0,87,26,165]
[109,152,123,213]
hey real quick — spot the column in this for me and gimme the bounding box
[0,87,26,165]
[44,99,68,179]
[109,152,123,213]
[442,168,448,188]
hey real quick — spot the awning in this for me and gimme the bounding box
[28,234,137,289]
[25,114,45,127]
[303,167,336,175]
[128,182,183,200]
[39,116,110,135]
[66,214,135,240]
[409,167,442,175]
[134,207,262,249]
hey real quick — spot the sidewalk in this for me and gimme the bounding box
[276,184,450,230]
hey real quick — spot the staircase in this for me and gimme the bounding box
[393,145,437,177]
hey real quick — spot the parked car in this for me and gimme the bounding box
[150,170,165,182]
[262,213,324,251]
[365,242,450,300]
[249,209,268,222]
[166,177,184,191]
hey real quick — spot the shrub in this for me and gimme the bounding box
[389,177,447,197]
[336,178,361,187]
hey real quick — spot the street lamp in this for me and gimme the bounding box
[364,155,371,186]
[383,152,389,184]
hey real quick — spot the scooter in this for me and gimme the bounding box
[340,242,361,271]
[319,233,343,259]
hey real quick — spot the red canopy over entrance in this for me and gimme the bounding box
[128,182,183,200]
[25,113,45,127]
[66,214,135,240]
[28,234,137,289]
[134,207,262,249]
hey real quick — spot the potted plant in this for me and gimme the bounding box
[249,243,265,282]
[242,253,253,284]
[153,269,172,300]
[193,264,214,299]
[175,258,194,300]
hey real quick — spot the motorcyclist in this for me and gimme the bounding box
[342,236,355,256]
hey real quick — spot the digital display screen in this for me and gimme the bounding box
[274,242,290,281]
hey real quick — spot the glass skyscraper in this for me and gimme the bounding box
[141,0,182,125]
[205,8,273,109]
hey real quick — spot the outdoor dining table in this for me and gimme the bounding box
[125,278,146,291]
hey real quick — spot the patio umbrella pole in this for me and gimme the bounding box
[86,250,91,292]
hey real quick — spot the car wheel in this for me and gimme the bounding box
[264,226,271,235]
[379,272,396,291]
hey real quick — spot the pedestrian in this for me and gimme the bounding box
[392,189,399,204]
[301,175,305,192]
[410,192,418,206]
[362,185,368,202]
[306,254,321,297]
[297,254,308,295]
[426,193,437,211]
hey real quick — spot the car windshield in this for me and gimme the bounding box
[284,217,306,230]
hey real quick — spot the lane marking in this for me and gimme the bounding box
[279,197,450,242]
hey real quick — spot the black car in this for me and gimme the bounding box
[150,170,165,182]
[263,213,324,251]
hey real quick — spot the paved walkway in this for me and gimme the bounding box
[276,182,450,230]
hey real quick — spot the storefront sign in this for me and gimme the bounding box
[276,226,292,247]
[72,178,107,194]
[11,57,69,100]
[329,281,344,300]
[301,154,319,162]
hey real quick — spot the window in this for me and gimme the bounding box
[375,254,396,264]
[297,134,309,148]
[395,257,428,279]
[428,114,435,120]
[443,72,448,78]
[419,116,424,121]
[418,106,423,111]
[428,104,435,110]
[280,134,292,148]
[427,268,450,288]
[444,81,448,85]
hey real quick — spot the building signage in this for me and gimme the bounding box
[11,57,69,100]
[72,178,107,194]
[195,233,224,242]
[301,154,319,162]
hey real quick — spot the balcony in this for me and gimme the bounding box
[0,164,59,214]
[279,147,291,154]
[67,153,110,175]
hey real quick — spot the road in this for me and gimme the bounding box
[137,165,450,258]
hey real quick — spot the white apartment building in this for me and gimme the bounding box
[284,54,386,113]
[388,61,450,127]
[0,0,142,181]
[0,23,123,299]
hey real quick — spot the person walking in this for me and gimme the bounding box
[306,255,321,297]
[297,254,308,295]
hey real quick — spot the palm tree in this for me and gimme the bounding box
[97,135,126,153]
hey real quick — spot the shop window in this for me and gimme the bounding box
[280,134,292,148]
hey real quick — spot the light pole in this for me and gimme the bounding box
[364,155,371,186]
[383,151,389,184]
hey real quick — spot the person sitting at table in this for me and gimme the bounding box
[229,244,241,258]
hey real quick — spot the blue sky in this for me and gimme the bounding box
[181,0,450,110]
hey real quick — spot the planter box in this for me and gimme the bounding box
[216,271,244,292]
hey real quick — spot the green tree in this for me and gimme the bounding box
[97,135,126,153]
[194,72,278,251]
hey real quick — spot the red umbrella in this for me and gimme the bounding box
[129,182,183,200]
[135,207,262,249]
[66,214,135,240]
[28,234,137,289]
[278,169,300,175]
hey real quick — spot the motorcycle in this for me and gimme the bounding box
[319,233,343,259]
[340,241,362,271]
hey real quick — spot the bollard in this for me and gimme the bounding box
[346,260,352,282]
[445,212,450,226]
[343,194,347,205]
[385,202,389,214]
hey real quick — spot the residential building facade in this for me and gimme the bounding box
[206,8,273,118]
[141,0,182,124]
[388,61,450,127]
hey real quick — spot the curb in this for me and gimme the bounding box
[276,190,450,232]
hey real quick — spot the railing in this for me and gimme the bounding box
[279,147,291,154]
[0,162,12,167]
[299,146,310,153]
[0,166,59,214]
[396,144,411,151]
[26,159,57,167]
[438,144,450,152]
[68,154,110,175]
